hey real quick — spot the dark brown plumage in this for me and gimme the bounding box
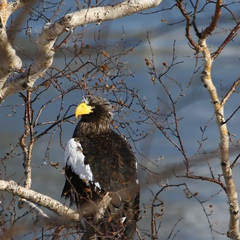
[62,96,140,239]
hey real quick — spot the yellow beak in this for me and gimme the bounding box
[75,102,94,118]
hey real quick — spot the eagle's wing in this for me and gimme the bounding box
[64,138,93,182]
[61,138,101,208]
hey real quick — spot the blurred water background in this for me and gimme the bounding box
[1,0,240,239]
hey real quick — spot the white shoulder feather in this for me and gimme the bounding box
[65,138,93,183]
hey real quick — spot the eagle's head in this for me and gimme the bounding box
[74,95,113,135]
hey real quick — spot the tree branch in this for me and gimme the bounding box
[200,38,240,240]
[0,0,35,85]
[18,199,51,224]
[212,22,240,60]
[176,0,200,51]
[0,180,81,222]
[221,78,240,107]
[0,26,22,81]
[201,0,222,38]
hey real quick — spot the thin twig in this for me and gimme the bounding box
[176,0,200,52]
[221,78,240,106]
[201,0,222,38]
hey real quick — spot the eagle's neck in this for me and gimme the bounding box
[74,119,110,136]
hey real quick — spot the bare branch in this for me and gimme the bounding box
[0,180,81,222]
[18,199,51,224]
[0,28,22,80]
[94,192,112,222]
[176,0,200,51]
[200,37,240,240]
[212,22,240,60]
[221,79,240,107]
[8,0,34,12]
[61,0,163,28]
[19,91,35,190]
[0,0,36,84]
[201,0,222,38]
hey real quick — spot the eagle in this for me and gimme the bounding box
[62,95,140,239]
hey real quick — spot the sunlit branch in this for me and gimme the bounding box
[201,0,222,38]
[0,180,81,222]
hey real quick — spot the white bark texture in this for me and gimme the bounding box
[200,38,240,240]
[0,0,162,100]
[0,180,80,222]
[0,180,113,227]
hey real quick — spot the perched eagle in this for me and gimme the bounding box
[62,96,140,239]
